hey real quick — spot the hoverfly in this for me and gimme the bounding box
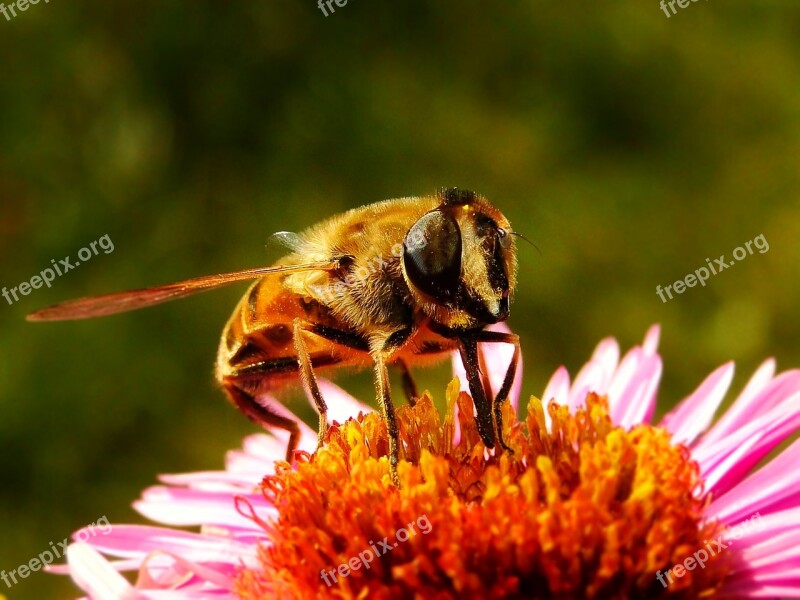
[27,188,520,485]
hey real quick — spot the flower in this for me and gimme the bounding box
[51,324,800,599]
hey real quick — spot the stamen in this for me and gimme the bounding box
[235,385,731,599]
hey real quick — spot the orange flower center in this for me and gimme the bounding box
[235,382,731,599]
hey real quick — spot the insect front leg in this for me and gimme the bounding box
[457,336,496,449]
[475,329,521,453]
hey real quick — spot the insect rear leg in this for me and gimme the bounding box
[222,381,300,463]
[223,351,339,461]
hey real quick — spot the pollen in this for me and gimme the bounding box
[234,381,731,599]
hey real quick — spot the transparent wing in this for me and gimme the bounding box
[26,260,337,322]
[270,231,306,252]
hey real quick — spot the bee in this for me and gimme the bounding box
[27,188,520,485]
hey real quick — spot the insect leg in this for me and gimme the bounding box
[292,318,329,451]
[289,319,371,450]
[457,336,496,449]
[222,382,300,462]
[475,329,521,453]
[395,359,418,406]
[477,350,493,410]
[374,352,401,487]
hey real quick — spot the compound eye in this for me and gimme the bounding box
[403,210,462,303]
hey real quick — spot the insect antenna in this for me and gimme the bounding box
[510,231,541,255]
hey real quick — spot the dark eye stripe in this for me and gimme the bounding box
[474,213,497,238]
[471,213,508,292]
[488,241,509,293]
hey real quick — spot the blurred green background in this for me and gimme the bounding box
[1,2,799,597]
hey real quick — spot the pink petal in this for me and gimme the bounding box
[566,337,621,412]
[642,324,661,355]
[723,583,800,598]
[317,379,373,424]
[696,392,800,496]
[542,366,570,408]
[566,337,619,412]
[608,324,663,426]
[67,543,140,600]
[615,353,662,429]
[541,328,661,422]
[590,336,622,385]
[606,355,646,422]
[736,525,800,571]
[723,513,800,597]
[708,438,800,524]
[77,525,258,565]
[697,359,777,446]
[157,471,261,492]
[659,362,735,445]
[223,432,294,476]
[569,337,619,409]
[240,432,302,462]
[135,552,235,591]
[133,487,272,529]
[567,364,601,412]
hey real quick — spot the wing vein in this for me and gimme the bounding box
[26,260,337,321]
